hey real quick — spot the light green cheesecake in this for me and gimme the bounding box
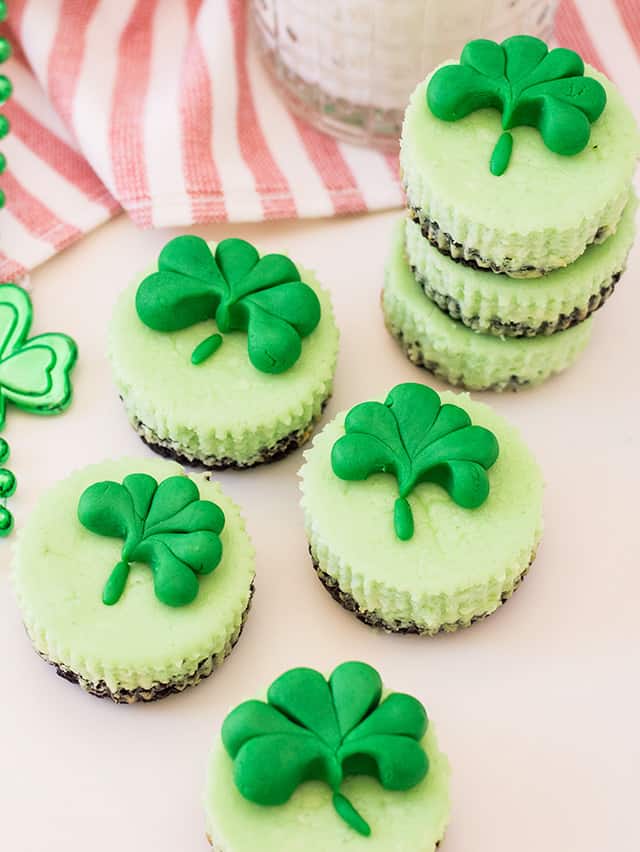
[205,662,450,851]
[405,197,636,337]
[109,236,339,469]
[384,219,593,391]
[402,57,639,277]
[13,457,255,703]
[299,382,543,634]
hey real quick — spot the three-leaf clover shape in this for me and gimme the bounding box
[135,236,321,374]
[427,35,607,175]
[0,283,77,429]
[222,661,429,837]
[331,383,499,541]
[78,473,225,608]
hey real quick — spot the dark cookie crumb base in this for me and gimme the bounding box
[385,315,530,392]
[36,584,254,704]
[132,398,330,471]
[411,265,621,338]
[311,552,530,636]
[208,831,442,850]
[410,209,609,277]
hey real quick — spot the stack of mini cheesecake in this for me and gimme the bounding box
[383,35,639,391]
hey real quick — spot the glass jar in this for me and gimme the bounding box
[251,0,559,149]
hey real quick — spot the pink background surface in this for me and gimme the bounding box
[1,203,638,850]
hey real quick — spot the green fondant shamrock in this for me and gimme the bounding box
[331,383,499,541]
[136,236,321,374]
[78,474,225,608]
[222,662,429,837]
[0,283,78,428]
[427,35,607,175]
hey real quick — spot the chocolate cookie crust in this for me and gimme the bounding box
[412,266,621,338]
[131,398,330,471]
[410,209,613,278]
[384,315,530,392]
[34,585,254,704]
[311,552,530,636]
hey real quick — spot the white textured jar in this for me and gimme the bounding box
[252,0,558,148]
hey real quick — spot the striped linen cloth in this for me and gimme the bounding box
[0,0,638,283]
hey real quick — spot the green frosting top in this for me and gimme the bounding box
[427,35,607,175]
[222,662,429,838]
[78,473,225,608]
[331,383,499,541]
[135,236,321,374]
[0,283,77,428]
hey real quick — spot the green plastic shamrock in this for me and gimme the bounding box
[0,283,78,429]
[77,473,225,608]
[427,35,607,175]
[0,284,77,537]
[135,236,321,374]
[331,383,499,541]
[222,661,429,837]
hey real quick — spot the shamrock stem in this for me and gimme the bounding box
[102,560,130,606]
[191,333,223,366]
[394,496,414,541]
[490,131,513,177]
[332,792,371,837]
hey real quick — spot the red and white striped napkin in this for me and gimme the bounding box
[0,0,638,283]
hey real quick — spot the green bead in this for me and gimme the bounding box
[0,114,9,138]
[0,505,13,536]
[0,437,8,464]
[0,467,16,498]
[0,3,8,23]
[0,38,11,63]
[0,151,6,174]
[0,75,12,103]
[0,189,5,209]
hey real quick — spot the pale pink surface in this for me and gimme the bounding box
[0,205,638,851]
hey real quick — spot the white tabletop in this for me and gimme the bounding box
[1,208,638,851]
